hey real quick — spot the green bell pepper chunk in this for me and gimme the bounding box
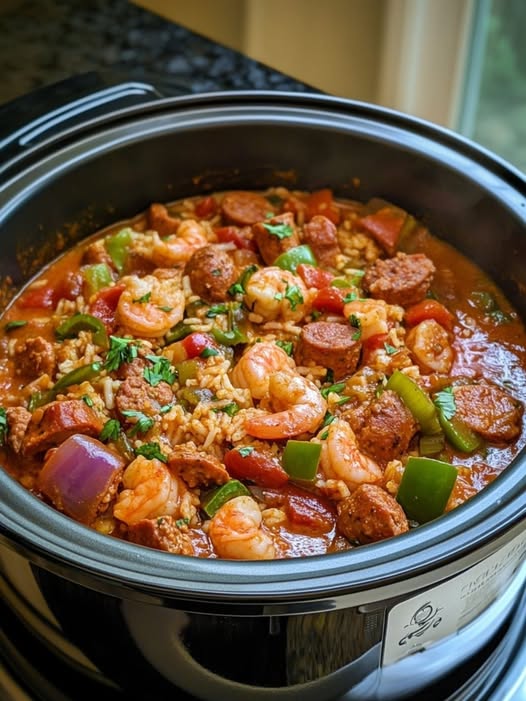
[386,370,442,435]
[55,313,108,348]
[274,245,317,273]
[211,326,248,346]
[174,359,198,386]
[83,263,113,297]
[437,409,481,453]
[201,479,250,517]
[105,228,133,273]
[419,433,445,456]
[397,456,458,523]
[165,321,193,344]
[28,361,103,411]
[282,440,322,481]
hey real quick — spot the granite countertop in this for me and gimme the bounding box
[0,0,310,111]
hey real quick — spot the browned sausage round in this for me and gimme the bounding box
[116,359,174,418]
[296,321,361,380]
[185,245,238,303]
[252,212,300,266]
[221,191,273,226]
[302,215,340,267]
[454,382,523,442]
[13,337,56,380]
[363,252,435,307]
[168,446,230,487]
[148,203,180,236]
[127,517,194,554]
[22,400,104,456]
[355,390,418,464]
[337,484,409,544]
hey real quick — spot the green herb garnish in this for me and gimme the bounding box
[100,419,121,442]
[275,340,294,356]
[262,222,293,240]
[434,386,456,421]
[228,265,258,296]
[206,304,229,318]
[321,382,346,399]
[104,336,139,372]
[238,446,254,457]
[121,410,155,436]
[133,292,151,304]
[81,395,94,407]
[200,347,219,358]
[349,314,362,341]
[4,320,27,331]
[144,354,177,387]
[135,442,168,463]
[0,408,7,446]
[284,284,304,311]
[384,342,399,355]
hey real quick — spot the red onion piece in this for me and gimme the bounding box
[37,434,125,524]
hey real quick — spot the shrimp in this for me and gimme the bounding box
[244,267,311,322]
[114,456,185,525]
[208,495,276,560]
[406,318,453,373]
[245,370,327,439]
[116,270,185,338]
[138,219,209,266]
[320,419,383,491]
[343,298,389,341]
[230,341,295,399]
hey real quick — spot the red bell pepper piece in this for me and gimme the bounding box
[181,332,217,359]
[263,483,335,533]
[312,286,347,314]
[305,189,341,225]
[297,263,334,289]
[405,299,454,330]
[359,207,406,255]
[18,273,83,309]
[89,284,125,330]
[194,196,217,219]
[214,226,255,250]
[224,448,289,488]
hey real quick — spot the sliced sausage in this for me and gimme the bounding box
[147,203,180,237]
[337,483,409,544]
[296,321,361,380]
[363,252,435,307]
[185,245,237,302]
[6,407,32,454]
[127,516,194,555]
[221,191,272,226]
[115,359,174,418]
[23,400,103,456]
[355,390,418,464]
[82,239,115,268]
[302,215,340,267]
[252,212,300,266]
[13,337,56,380]
[454,383,523,442]
[168,446,229,488]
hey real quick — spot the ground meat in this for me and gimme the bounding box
[115,359,174,418]
[13,337,56,380]
[127,516,194,555]
[302,215,340,267]
[252,212,300,266]
[221,191,273,226]
[185,245,237,302]
[147,203,180,236]
[356,390,418,463]
[22,400,103,456]
[168,446,229,487]
[454,383,523,442]
[362,252,435,307]
[5,407,31,454]
[296,321,361,380]
[337,484,409,544]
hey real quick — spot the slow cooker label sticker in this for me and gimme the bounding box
[382,530,526,666]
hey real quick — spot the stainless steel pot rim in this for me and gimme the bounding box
[0,90,525,602]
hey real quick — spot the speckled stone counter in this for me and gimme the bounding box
[0,0,310,108]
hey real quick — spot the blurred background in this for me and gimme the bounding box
[136,0,526,173]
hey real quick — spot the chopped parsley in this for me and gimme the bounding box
[4,320,27,331]
[175,517,190,528]
[384,342,399,355]
[0,408,7,446]
[321,411,336,429]
[321,382,346,399]
[104,336,139,372]
[159,403,174,414]
[211,269,221,277]
[275,339,294,356]
[228,265,258,296]
[434,386,456,420]
[349,269,365,286]
[135,442,168,463]
[133,292,151,304]
[100,419,121,442]
[284,284,304,311]
[206,304,229,318]
[320,429,329,440]
[349,314,362,341]
[213,402,240,417]
[238,446,254,457]
[262,222,293,240]
[121,410,155,436]
[343,292,358,303]
[81,394,94,407]
[144,354,177,387]
[200,347,219,358]
[158,305,173,312]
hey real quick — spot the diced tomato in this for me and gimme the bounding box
[18,272,83,309]
[405,299,454,330]
[362,332,389,351]
[305,189,341,225]
[214,226,255,250]
[297,264,334,289]
[224,448,289,488]
[312,286,347,314]
[89,284,125,330]
[181,332,217,359]
[194,196,217,219]
[359,207,406,255]
[263,484,335,533]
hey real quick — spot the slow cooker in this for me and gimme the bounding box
[0,82,525,701]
